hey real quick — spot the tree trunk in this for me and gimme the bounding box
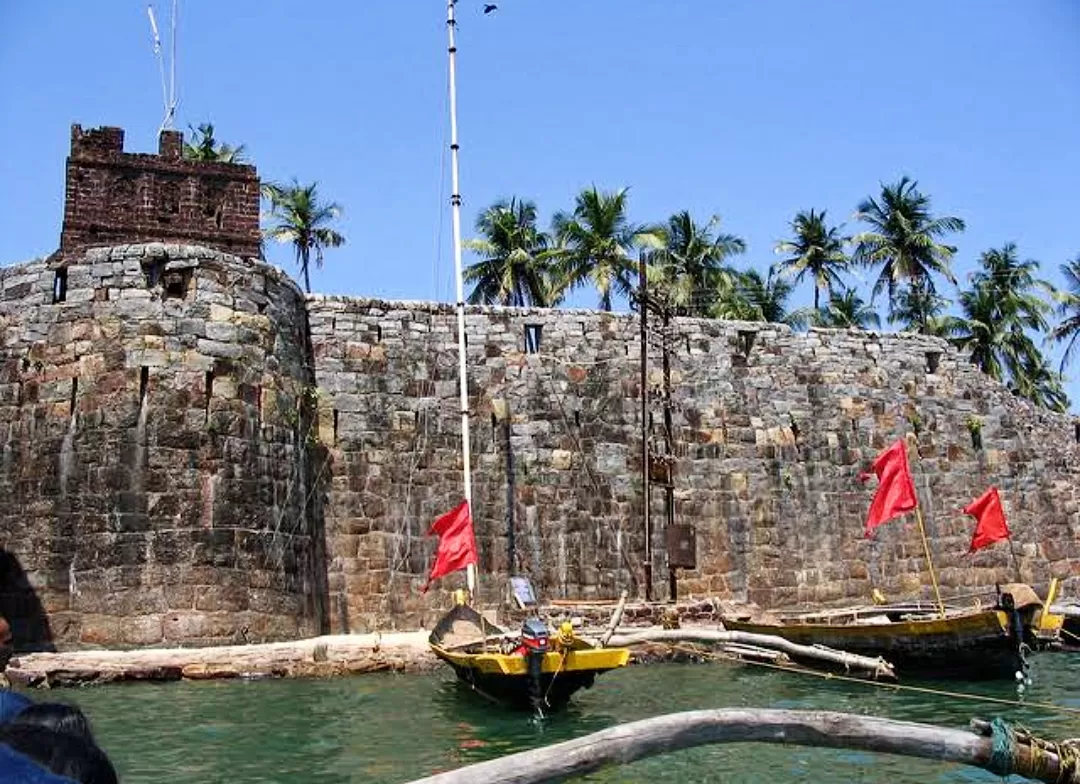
[404,709,1080,784]
[605,628,894,679]
[301,247,312,294]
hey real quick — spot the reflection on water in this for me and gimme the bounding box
[41,652,1080,783]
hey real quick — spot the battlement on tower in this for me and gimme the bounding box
[59,124,261,259]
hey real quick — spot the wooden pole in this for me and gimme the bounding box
[404,709,1079,784]
[606,628,895,679]
[1006,538,1024,584]
[599,590,628,647]
[913,505,946,618]
[638,255,652,601]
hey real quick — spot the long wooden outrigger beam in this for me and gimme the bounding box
[404,709,1080,784]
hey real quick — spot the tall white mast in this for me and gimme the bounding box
[446,0,477,594]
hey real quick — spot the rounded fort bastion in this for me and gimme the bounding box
[0,243,324,650]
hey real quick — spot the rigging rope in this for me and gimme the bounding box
[655,641,1080,718]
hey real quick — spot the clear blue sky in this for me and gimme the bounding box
[1,1,1078,410]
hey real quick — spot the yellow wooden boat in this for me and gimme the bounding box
[724,583,1053,681]
[429,600,630,713]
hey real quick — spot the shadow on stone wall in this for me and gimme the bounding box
[0,550,55,653]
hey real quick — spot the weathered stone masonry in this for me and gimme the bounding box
[309,302,1080,633]
[0,245,323,649]
[0,124,1077,648]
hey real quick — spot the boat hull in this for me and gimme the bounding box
[431,646,629,711]
[725,610,1023,681]
[428,603,630,711]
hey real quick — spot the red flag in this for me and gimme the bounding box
[423,500,477,592]
[963,486,1011,553]
[858,439,918,537]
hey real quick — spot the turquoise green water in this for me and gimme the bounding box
[42,653,1080,783]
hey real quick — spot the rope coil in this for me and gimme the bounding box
[987,717,1016,777]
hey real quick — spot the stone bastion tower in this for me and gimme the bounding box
[0,126,326,650]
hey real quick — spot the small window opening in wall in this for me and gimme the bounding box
[139,367,149,405]
[204,371,214,415]
[69,377,78,416]
[255,385,263,424]
[52,268,68,304]
[574,411,581,429]
[142,260,164,288]
[737,330,756,357]
[686,336,692,354]
[375,324,382,342]
[926,351,942,374]
[163,270,192,300]
[257,301,266,314]
[524,324,543,354]
[333,409,339,445]
[1075,421,1079,444]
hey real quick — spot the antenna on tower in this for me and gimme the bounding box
[147,0,179,135]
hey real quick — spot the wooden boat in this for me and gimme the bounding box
[429,599,630,713]
[723,584,1047,681]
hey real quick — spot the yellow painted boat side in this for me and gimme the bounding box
[431,646,630,676]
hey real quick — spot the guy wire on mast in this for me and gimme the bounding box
[147,1,179,135]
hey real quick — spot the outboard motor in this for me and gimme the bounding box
[521,618,549,717]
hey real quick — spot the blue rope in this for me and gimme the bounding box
[987,717,1016,777]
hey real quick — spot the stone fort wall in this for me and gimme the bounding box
[0,244,323,649]
[1,123,1077,648]
[1,250,1078,647]
[309,300,1080,633]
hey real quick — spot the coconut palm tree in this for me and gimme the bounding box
[950,244,1057,403]
[551,186,660,311]
[1050,255,1080,372]
[183,123,246,163]
[970,244,1052,332]
[464,198,558,307]
[887,285,953,336]
[1008,353,1070,413]
[263,180,345,293]
[774,209,850,310]
[814,289,881,330]
[852,177,965,331]
[647,211,745,316]
[713,266,810,328]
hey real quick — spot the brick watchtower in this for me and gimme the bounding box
[59,125,261,259]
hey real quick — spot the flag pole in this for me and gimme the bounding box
[913,505,946,618]
[446,0,476,595]
[1006,538,1023,584]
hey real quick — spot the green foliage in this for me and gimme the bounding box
[712,265,812,328]
[775,209,851,310]
[263,180,345,293]
[551,186,661,311]
[814,289,881,330]
[1051,255,1080,373]
[853,177,965,332]
[464,198,559,307]
[645,211,745,317]
[183,123,246,163]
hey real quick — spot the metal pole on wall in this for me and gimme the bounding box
[446,0,476,594]
[639,255,652,601]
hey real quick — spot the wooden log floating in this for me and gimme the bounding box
[606,628,896,679]
[405,709,1080,784]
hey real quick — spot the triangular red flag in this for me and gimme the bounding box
[423,500,477,592]
[963,486,1011,553]
[857,439,918,537]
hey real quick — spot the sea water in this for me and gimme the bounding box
[57,652,1080,782]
